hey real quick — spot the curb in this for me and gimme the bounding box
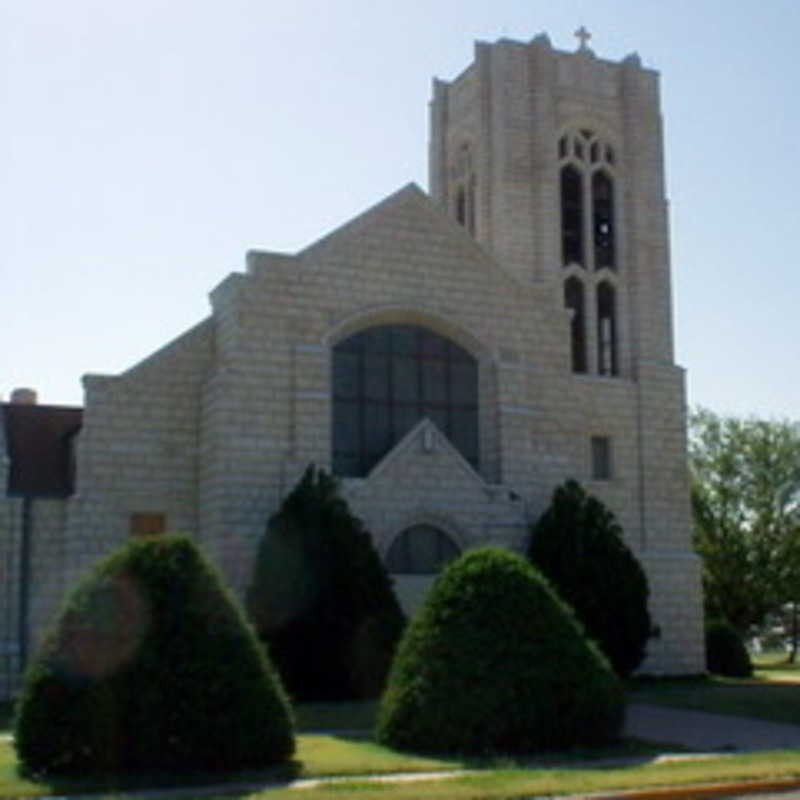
[586,776,800,799]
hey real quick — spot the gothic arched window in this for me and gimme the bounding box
[332,325,479,477]
[558,130,618,272]
[386,525,461,574]
[592,170,616,269]
[560,165,584,267]
[597,281,618,376]
[564,277,587,374]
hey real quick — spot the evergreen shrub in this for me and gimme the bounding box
[15,534,294,777]
[705,619,752,677]
[247,465,405,701]
[528,480,652,677]
[376,547,624,755]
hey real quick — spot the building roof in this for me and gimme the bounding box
[2,403,83,497]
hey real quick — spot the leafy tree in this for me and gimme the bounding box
[15,534,293,777]
[376,547,624,755]
[247,465,405,701]
[527,479,652,677]
[690,408,800,638]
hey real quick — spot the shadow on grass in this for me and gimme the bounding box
[17,757,303,797]
[0,702,13,733]
[325,732,690,773]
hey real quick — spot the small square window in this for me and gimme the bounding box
[130,512,166,536]
[591,436,612,481]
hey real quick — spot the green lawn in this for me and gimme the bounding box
[0,734,678,799]
[4,734,800,800]
[2,669,800,799]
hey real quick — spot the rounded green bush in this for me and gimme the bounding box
[248,465,405,701]
[528,480,652,677]
[15,534,294,776]
[376,547,624,755]
[705,619,752,677]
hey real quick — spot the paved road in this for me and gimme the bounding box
[626,703,800,751]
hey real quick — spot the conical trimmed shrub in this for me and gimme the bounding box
[528,480,652,677]
[248,465,405,701]
[376,547,624,755]
[15,534,294,776]
[705,619,752,677]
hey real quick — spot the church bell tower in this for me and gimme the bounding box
[429,30,676,380]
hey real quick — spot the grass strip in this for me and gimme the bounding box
[246,751,800,800]
[3,734,800,800]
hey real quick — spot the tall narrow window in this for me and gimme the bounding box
[592,171,615,269]
[455,186,467,227]
[452,143,476,236]
[564,277,587,373]
[466,175,476,235]
[454,179,476,234]
[560,165,584,266]
[591,436,612,480]
[597,282,618,376]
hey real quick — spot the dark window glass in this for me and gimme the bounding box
[597,281,619,376]
[392,356,419,402]
[593,171,616,269]
[561,165,584,267]
[450,361,478,405]
[391,325,417,354]
[421,331,448,357]
[332,325,479,476]
[564,277,587,374]
[333,401,360,454]
[363,326,391,353]
[456,186,467,226]
[365,402,392,463]
[466,176,476,235]
[422,360,447,404]
[332,352,359,399]
[385,525,461,574]
[364,354,389,400]
[394,404,420,441]
[591,436,612,480]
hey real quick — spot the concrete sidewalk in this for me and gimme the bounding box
[626,703,800,751]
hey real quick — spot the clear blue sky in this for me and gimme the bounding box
[2,0,797,419]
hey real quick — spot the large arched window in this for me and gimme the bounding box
[385,525,461,574]
[332,325,479,477]
[564,277,587,373]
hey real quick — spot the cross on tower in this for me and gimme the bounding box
[574,25,592,51]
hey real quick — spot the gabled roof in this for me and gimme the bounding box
[2,403,83,497]
[298,183,510,274]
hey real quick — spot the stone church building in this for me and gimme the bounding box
[1,32,705,696]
